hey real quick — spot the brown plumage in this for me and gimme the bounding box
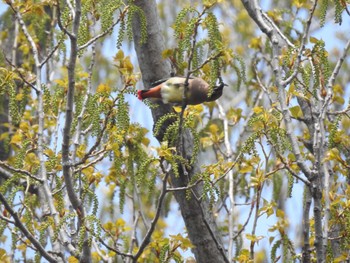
[137,77,224,105]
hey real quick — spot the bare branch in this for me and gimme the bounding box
[60,0,92,259]
[7,0,40,67]
[92,240,109,262]
[0,161,43,183]
[188,51,223,75]
[3,56,38,92]
[73,95,119,167]
[40,37,65,68]
[322,38,350,116]
[99,238,133,259]
[282,0,318,86]
[133,166,170,261]
[329,104,350,115]
[166,179,203,192]
[249,184,262,259]
[282,162,311,186]
[68,0,76,15]
[217,100,235,260]
[0,193,57,263]
[62,0,83,211]
[78,6,129,51]
[0,213,15,224]
[212,152,242,186]
[177,8,206,154]
[74,151,107,173]
[242,0,313,179]
[232,201,255,240]
[126,212,140,263]
[56,1,73,38]
[240,0,274,40]
[253,63,275,106]
[261,12,295,49]
[72,38,97,163]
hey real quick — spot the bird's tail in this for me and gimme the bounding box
[137,85,162,100]
[137,90,147,100]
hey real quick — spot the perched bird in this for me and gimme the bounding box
[137,76,225,105]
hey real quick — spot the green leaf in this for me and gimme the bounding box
[309,36,319,43]
[289,106,303,118]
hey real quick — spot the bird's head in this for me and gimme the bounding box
[207,82,227,102]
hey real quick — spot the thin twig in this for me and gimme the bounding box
[73,152,107,173]
[0,161,43,183]
[133,164,170,261]
[7,0,40,67]
[261,12,295,49]
[99,237,133,259]
[281,0,318,86]
[253,62,275,106]
[166,179,203,192]
[177,7,208,156]
[40,37,65,68]
[232,200,255,240]
[93,240,109,262]
[56,1,74,38]
[249,184,262,259]
[62,0,82,212]
[0,214,15,224]
[217,100,235,260]
[126,212,140,263]
[0,193,57,263]
[328,104,350,115]
[3,55,38,92]
[72,36,97,163]
[321,37,350,117]
[212,152,242,186]
[73,95,120,167]
[78,6,129,51]
[188,51,223,75]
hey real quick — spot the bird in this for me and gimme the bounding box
[137,76,225,105]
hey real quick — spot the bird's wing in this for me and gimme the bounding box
[150,76,194,87]
[151,78,169,87]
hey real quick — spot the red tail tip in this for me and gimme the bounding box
[137,90,144,100]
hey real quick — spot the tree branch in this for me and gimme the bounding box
[60,0,91,261]
[0,160,43,183]
[0,193,57,263]
[8,0,76,257]
[322,37,350,117]
[7,0,40,67]
[62,0,83,211]
[133,165,170,261]
[78,6,129,51]
[217,100,235,260]
[241,0,313,178]
[39,37,65,68]
[282,0,318,86]
[177,7,207,154]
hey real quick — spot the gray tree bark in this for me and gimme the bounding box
[132,1,228,262]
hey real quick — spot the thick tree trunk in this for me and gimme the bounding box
[132,1,228,262]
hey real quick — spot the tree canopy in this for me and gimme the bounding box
[0,0,350,262]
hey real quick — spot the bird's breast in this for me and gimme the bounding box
[160,84,186,104]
